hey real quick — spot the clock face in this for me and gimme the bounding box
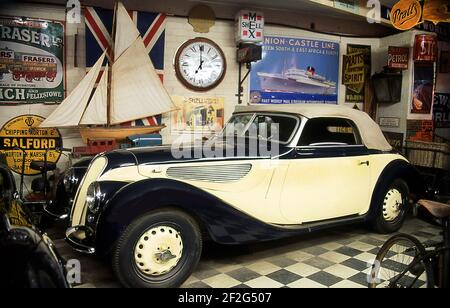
[175,38,226,91]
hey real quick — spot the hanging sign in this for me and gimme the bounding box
[0,115,62,175]
[390,0,423,31]
[235,10,264,44]
[0,16,65,104]
[413,34,438,62]
[388,46,410,69]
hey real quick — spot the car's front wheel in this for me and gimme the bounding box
[112,209,202,288]
[370,179,409,234]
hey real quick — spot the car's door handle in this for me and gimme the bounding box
[358,161,369,166]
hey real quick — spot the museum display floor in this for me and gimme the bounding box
[51,217,441,288]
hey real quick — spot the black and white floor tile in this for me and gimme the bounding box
[51,217,441,288]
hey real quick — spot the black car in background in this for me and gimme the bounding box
[0,163,70,288]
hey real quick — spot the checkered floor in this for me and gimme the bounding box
[51,217,441,288]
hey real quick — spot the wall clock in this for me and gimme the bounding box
[174,37,226,91]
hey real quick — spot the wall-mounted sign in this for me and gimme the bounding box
[406,119,433,142]
[0,16,65,104]
[379,117,401,128]
[433,93,450,128]
[0,115,62,175]
[388,46,410,69]
[235,10,264,44]
[250,36,339,104]
[390,0,423,31]
[171,96,225,134]
[411,62,434,114]
[344,44,371,104]
[423,0,450,24]
[188,5,216,33]
[413,34,438,62]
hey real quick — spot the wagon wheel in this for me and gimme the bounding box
[12,73,20,81]
[25,74,33,83]
[46,76,55,82]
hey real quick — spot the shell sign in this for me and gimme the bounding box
[390,0,423,30]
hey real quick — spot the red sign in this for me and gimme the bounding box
[388,46,410,69]
[414,34,438,62]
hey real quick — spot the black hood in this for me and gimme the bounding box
[103,139,291,167]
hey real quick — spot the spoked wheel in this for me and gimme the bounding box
[369,234,434,288]
[113,209,202,288]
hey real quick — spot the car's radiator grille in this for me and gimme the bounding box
[166,164,252,183]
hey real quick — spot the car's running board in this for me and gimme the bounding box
[271,214,366,233]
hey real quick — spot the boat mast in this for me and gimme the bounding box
[107,1,118,127]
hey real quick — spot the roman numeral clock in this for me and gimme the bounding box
[174,37,226,91]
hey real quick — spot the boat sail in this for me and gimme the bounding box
[40,1,175,143]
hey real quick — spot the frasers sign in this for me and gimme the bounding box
[236,10,264,44]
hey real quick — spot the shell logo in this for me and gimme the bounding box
[390,0,423,31]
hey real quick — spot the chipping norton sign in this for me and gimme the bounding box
[0,16,65,104]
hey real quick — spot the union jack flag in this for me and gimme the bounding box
[84,6,166,126]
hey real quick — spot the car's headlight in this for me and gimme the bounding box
[63,169,77,192]
[86,182,102,214]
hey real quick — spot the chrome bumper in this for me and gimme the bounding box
[65,225,96,254]
[43,202,69,220]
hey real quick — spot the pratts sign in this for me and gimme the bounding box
[0,115,62,175]
[390,0,423,31]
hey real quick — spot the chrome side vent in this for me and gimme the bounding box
[166,164,252,183]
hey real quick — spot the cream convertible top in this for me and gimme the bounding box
[234,104,392,152]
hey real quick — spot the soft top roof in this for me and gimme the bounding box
[234,104,392,151]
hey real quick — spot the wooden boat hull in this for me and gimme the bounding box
[79,125,165,143]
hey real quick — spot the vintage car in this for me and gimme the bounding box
[44,157,93,221]
[0,163,70,288]
[65,104,424,288]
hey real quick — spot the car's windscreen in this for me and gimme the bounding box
[221,113,299,143]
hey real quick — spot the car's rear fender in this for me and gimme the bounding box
[367,159,425,220]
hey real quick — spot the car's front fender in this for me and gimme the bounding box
[95,178,304,256]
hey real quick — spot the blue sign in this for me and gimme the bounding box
[250,36,340,104]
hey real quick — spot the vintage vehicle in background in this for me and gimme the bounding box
[65,104,424,288]
[0,163,70,288]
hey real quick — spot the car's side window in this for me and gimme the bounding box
[251,115,298,143]
[298,117,362,147]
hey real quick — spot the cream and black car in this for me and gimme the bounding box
[65,104,424,288]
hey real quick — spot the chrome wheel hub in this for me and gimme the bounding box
[383,188,403,222]
[134,226,183,276]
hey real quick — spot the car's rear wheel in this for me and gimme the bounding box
[371,179,409,234]
[112,209,202,288]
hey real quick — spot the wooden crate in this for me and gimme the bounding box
[405,140,450,170]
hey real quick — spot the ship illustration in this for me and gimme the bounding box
[257,66,336,95]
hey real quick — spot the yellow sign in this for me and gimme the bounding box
[0,115,62,175]
[171,96,225,134]
[423,0,450,24]
[390,0,423,30]
[343,52,365,93]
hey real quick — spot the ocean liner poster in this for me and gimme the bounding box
[250,35,339,104]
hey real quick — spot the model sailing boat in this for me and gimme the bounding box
[40,2,175,142]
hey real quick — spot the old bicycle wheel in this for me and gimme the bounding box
[369,234,434,288]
